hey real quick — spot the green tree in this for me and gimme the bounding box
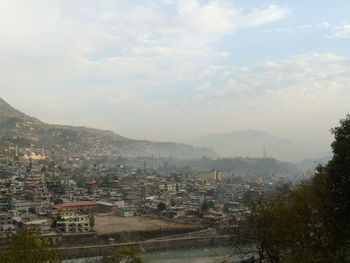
[157,202,166,212]
[102,247,142,263]
[321,114,350,261]
[0,228,59,263]
[248,197,289,263]
[244,115,350,263]
[89,214,95,230]
[201,199,209,213]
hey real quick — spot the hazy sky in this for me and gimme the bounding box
[1,0,349,150]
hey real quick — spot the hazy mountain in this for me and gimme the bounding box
[191,130,323,163]
[0,98,32,120]
[0,98,217,160]
[298,152,332,171]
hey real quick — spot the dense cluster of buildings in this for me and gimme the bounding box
[0,149,274,245]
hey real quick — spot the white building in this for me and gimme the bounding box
[56,214,91,233]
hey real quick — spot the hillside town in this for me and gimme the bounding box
[0,146,292,247]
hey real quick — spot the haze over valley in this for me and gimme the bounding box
[0,97,327,172]
[1,1,349,158]
[0,1,349,262]
[191,130,330,163]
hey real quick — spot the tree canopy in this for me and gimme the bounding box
[0,229,58,263]
[246,114,350,263]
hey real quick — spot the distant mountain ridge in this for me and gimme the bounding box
[191,130,324,163]
[297,152,332,171]
[0,98,217,160]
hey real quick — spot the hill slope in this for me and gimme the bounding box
[0,98,217,160]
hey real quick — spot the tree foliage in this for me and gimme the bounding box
[201,199,209,213]
[0,228,59,263]
[246,115,350,263]
[89,214,95,229]
[157,202,166,212]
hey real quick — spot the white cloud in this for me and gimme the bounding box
[0,0,289,95]
[4,1,327,142]
[328,24,350,38]
[0,0,290,125]
[176,1,289,40]
[192,53,350,113]
[195,82,213,91]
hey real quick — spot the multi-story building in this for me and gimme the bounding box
[0,212,14,232]
[21,219,52,234]
[26,186,50,202]
[56,214,90,233]
[96,201,118,213]
[53,201,97,212]
[199,170,221,184]
[159,181,182,193]
[118,205,137,217]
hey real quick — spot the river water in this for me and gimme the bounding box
[62,246,255,263]
[142,247,230,263]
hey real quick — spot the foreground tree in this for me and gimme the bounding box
[245,115,350,263]
[320,114,350,261]
[157,202,166,213]
[89,214,95,230]
[0,228,59,263]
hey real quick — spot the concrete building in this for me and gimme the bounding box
[56,214,91,233]
[0,212,14,232]
[159,181,182,193]
[26,186,51,202]
[199,170,221,184]
[96,201,118,213]
[118,206,137,217]
[21,219,52,234]
[53,201,97,212]
[9,198,50,212]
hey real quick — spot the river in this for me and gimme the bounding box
[63,246,256,263]
[142,247,230,263]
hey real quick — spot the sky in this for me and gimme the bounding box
[0,0,349,151]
